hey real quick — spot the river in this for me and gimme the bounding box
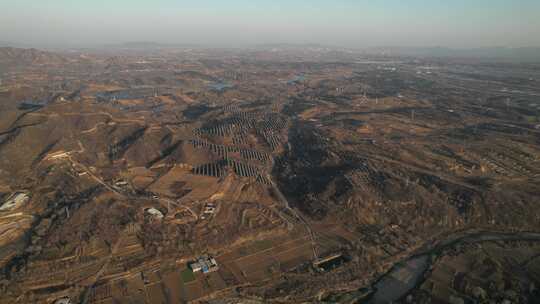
[364,231,540,304]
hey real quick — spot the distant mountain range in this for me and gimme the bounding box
[1,44,539,62]
[105,41,202,49]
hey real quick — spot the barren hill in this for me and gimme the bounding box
[0,47,67,66]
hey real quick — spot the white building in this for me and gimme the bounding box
[189,256,219,274]
[145,208,164,220]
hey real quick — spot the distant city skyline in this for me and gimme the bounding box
[1,0,539,48]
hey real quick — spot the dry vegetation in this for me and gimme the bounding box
[0,46,539,303]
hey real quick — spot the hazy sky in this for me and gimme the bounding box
[1,0,539,48]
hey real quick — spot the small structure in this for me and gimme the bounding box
[201,202,216,220]
[53,297,72,304]
[313,252,347,272]
[145,208,164,220]
[45,151,70,161]
[114,180,129,187]
[0,192,29,211]
[203,203,216,215]
[189,256,219,274]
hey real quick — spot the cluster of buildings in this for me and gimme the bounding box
[189,256,219,274]
[201,202,216,219]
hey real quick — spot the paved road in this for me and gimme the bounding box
[268,175,319,260]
